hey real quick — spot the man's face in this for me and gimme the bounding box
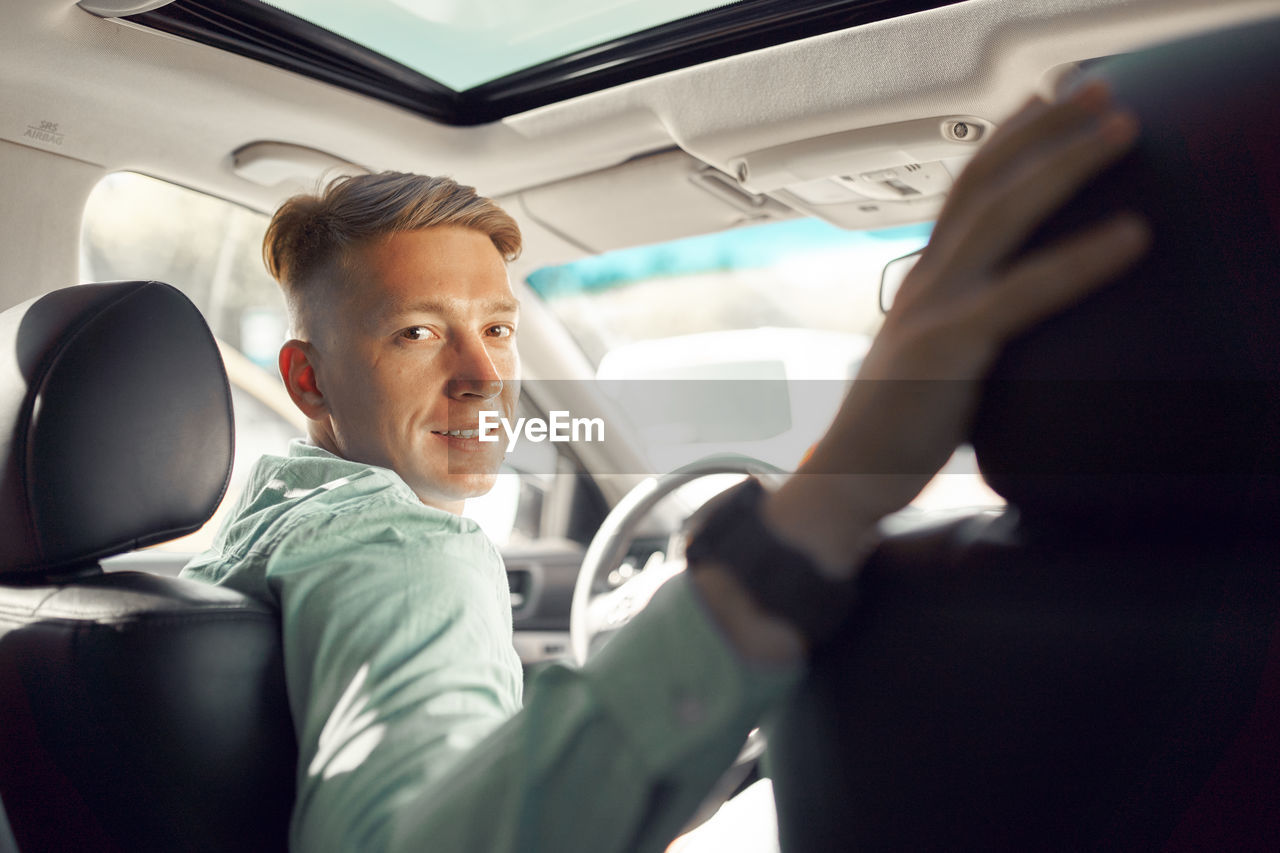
[305,226,519,511]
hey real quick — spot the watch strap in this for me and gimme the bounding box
[685,477,859,647]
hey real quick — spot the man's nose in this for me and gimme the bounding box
[446,335,504,400]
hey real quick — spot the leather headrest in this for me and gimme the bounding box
[970,18,1280,534]
[0,281,233,576]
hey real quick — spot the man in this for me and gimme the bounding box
[183,80,1148,851]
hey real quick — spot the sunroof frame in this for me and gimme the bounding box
[130,0,964,127]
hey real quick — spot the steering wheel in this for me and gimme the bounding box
[568,454,788,797]
[569,453,787,666]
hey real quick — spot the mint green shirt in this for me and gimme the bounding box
[182,441,799,852]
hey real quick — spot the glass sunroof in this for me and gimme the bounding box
[263,0,740,92]
[132,0,962,125]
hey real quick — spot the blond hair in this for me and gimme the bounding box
[264,172,521,324]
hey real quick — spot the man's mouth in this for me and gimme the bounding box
[432,429,480,438]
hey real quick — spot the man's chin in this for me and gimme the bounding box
[402,443,506,507]
[445,471,500,500]
[408,469,501,507]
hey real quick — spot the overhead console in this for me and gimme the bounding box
[729,114,992,231]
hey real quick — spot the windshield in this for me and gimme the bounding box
[528,218,1001,510]
[528,218,927,364]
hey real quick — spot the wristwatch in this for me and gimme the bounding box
[684,477,860,647]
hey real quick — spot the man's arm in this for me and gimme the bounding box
[386,575,795,852]
[268,508,522,850]
[268,504,794,853]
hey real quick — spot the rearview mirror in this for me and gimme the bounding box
[879,249,924,314]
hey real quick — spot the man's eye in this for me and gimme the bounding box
[487,324,514,339]
[400,326,434,341]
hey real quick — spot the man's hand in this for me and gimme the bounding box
[763,79,1151,578]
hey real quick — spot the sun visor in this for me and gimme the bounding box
[516,149,794,254]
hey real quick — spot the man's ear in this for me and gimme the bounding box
[279,339,327,421]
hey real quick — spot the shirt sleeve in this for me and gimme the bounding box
[269,505,800,853]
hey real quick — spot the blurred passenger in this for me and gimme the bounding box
[770,18,1280,852]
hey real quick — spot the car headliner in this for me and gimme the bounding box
[2,0,1278,498]
[3,0,1275,283]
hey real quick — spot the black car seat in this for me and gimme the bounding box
[769,17,1280,852]
[0,281,296,851]
[0,794,17,853]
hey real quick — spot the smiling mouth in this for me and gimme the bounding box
[431,428,494,455]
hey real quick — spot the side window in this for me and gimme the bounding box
[82,173,298,551]
[81,173,288,371]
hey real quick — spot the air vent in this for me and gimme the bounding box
[508,569,532,612]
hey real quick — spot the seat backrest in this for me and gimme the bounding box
[769,17,1280,852]
[0,281,296,851]
[0,794,17,853]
